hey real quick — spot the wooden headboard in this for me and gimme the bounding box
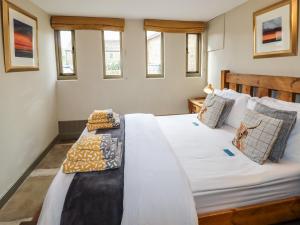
[221,70,300,102]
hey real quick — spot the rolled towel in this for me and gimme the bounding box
[89,109,113,120]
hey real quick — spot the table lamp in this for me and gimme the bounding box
[204,83,214,95]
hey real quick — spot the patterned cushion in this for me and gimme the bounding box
[254,102,297,162]
[198,94,226,128]
[216,98,235,128]
[233,109,283,164]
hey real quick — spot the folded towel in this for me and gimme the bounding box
[87,114,120,132]
[75,134,112,151]
[63,142,123,174]
[63,159,106,173]
[90,109,113,120]
[67,138,118,161]
[88,117,115,124]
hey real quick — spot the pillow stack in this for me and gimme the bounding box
[63,134,122,173]
[232,109,283,164]
[87,109,120,132]
[215,89,250,128]
[232,97,298,164]
[254,102,297,162]
[199,89,298,164]
[198,93,234,128]
[249,97,299,162]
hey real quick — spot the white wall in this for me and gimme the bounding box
[57,20,207,121]
[207,0,300,88]
[0,0,57,198]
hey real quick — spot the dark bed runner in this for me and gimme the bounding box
[60,116,125,225]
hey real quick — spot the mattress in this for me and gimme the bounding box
[156,114,300,214]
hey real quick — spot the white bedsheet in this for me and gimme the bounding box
[122,114,197,225]
[38,114,197,225]
[156,114,300,214]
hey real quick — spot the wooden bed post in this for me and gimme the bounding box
[219,71,300,100]
[221,70,230,89]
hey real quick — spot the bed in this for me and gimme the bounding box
[196,70,300,225]
[157,114,300,224]
[38,70,300,225]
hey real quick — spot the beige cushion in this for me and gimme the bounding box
[232,109,283,164]
[198,94,226,128]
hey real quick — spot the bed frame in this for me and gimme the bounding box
[197,70,300,225]
[31,70,300,225]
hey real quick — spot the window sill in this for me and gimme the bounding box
[146,74,165,79]
[103,75,123,80]
[186,73,201,78]
[58,75,77,80]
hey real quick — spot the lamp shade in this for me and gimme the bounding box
[204,83,214,94]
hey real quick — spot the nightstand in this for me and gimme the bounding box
[188,97,205,113]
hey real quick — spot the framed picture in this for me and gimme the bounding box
[253,0,298,58]
[2,0,39,72]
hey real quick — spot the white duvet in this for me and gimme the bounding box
[38,114,198,225]
[37,113,300,224]
[156,114,300,213]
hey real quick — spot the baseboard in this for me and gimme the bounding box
[0,135,59,209]
[58,120,87,141]
[58,117,188,140]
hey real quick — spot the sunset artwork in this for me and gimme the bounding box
[13,19,33,58]
[262,17,282,44]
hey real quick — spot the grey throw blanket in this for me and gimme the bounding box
[60,116,125,225]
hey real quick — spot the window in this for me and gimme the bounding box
[146,31,164,78]
[55,30,76,80]
[102,31,122,78]
[186,33,201,76]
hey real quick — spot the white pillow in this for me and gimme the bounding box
[259,97,300,161]
[215,89,250,128]
[246,97,260,110]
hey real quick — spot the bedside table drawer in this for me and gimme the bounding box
[191,104,201,113]
[188,97,205,113]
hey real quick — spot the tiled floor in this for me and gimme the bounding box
[0,141,299,225]
[0,142,73,225]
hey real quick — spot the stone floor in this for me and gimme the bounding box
[0,140,299,225]
[0,142,73,225]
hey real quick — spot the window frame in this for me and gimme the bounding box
[102,30,123,79]
[145,31,164,78]
[55,30,77,80]
[186,33,201,77]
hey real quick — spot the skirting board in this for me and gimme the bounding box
[58,116,185,140]
[58,115,190,141]
[0,135,59,209]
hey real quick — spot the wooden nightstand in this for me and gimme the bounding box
[188,97,205,113]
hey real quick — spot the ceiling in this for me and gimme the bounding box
[30,0,247,21]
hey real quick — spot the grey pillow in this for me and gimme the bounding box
[254,102,297,162]
[216,97,235,128]
[233,109,283,165]
[198,94,226,128]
